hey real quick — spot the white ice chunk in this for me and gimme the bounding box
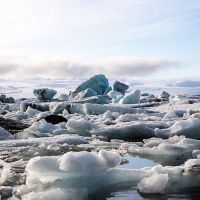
[25,106,41,117]
[184,159,200,172]
[66,117,93,136]
[163,111,178,120]
[36,111,52,119]
[49,102,66,114]
[138,173,169,194]
[119,90,141,104]
[102,110,115,121]
[28,119,56,133]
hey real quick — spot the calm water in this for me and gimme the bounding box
[105,154,200,200]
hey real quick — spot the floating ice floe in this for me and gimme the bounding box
[0,134,88,148]
[33,88,57,101]
[65,115,156,139]
[126,135,200,165]
[69,103,144,115]
[155,118,200,139]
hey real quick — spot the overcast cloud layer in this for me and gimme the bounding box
[0,54,179,79]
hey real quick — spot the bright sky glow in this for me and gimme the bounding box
[0,0,200,79]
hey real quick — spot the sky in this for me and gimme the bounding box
[0,0,200,80]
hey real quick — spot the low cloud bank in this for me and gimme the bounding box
[0,56,179,79]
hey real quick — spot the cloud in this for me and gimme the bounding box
[0,54,179,79]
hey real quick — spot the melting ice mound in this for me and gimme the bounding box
[17,150,200,200]
[17,150,121,200]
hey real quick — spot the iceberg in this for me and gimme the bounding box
[73,74,109,95]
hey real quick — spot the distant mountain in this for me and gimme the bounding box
[175,80,200,87]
